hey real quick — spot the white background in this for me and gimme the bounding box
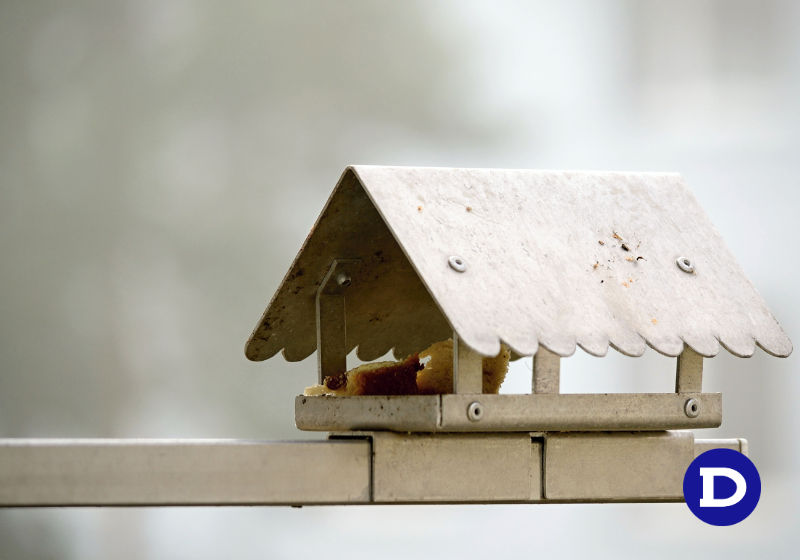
[1,1,798,557]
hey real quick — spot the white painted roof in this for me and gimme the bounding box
[246,166,791,361]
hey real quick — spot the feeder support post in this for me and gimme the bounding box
[533,347,561,394]
[676,346,703,393]
[453,334,483,394]
[316,259,360,384]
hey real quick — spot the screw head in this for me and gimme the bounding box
[336,271,352,287]
[467,401,483,422]
[684,398,700,418]
[448,255,467,272]
[676,257,695,273]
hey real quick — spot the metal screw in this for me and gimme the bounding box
[684,398,700,418]
[676,257,695,273]
[448,255,467,272]
[336,272,351,287]
[467,401,483,422]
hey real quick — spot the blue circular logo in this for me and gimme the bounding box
[683,448,761,526]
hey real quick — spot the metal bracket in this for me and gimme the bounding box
[676,345,703,393]
[533,347,561,393]
[453,333,483,394]
[296,392,723,432]
[315,259,360,383]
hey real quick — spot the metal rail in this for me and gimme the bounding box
[295,393,722,432]
[0,433,745,507]
[0,439,370,507]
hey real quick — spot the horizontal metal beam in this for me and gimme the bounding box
[693,437,747,457]
[0,434,745,507]
[545,431,693,501]
[296,393,722,432]
[296,394,442,432]
[440,393,721,431]
[371,432,539,503]
[0,439,370,507]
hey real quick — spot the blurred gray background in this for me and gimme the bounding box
[1,0,798,558]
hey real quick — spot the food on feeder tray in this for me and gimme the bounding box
[416,339,510,394]
[302,339,510,396]
[483,343,511,392]
[304,353,423,396]
[413,339,453,394]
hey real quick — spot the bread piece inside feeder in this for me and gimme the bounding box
[303,338,511,396]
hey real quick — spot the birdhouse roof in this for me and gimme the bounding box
[245,166,791,362]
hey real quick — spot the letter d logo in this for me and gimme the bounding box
[684,449,761,526]
[699,467,747,508]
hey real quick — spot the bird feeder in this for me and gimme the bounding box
[0,165,792,507]
[244,165,791,503]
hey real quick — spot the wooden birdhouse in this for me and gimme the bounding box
[244,165,791,503]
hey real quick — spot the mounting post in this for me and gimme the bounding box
[533,347,560,393]
[315,259,360,383]
[676,346,703,393]
[453,333,483,394]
